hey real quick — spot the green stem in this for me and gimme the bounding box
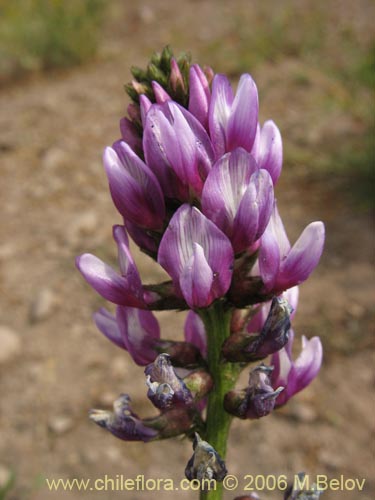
[198,302,241,500]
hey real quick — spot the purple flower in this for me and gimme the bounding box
[184,310,207,358]
[143,101,214,199]
[271,330,323,407]
[145,354,193,410]
[224,365,284,419]
[104,141,165,230]
[209,74,258,158]
[89,394,158,442]
[76,225,145,307]
[119,117,142,153]
[158,204,234,308]
[251,120,283,185]
[202,148,274,253]
[188,64,211,129]
[258,204,325,293]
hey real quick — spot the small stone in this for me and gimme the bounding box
[42,148,66,170]
[0,464,13,489]
[0,326,21,364]
[48,415,74,435]
[30,288,57,323]
[66,211,98,246]
[292,403,317,423]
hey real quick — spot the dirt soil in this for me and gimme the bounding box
[0,1,374,499]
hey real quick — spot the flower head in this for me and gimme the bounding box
[271,330,323,407]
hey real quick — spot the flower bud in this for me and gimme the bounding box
[224,365,283,419]
[185,433,227,484]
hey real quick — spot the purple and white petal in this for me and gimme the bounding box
[202,148,259,237]
[189,64,211,129]
[184,311,207,358]
[158,204,234,302]
[278,221,325,290]
[257,120,283,184]
[227,74,259,153]
[116,306,160,365]
[104,142,165,229]
[75,253,144,307]
[179,243,214,308]
[119,118,142,152]
[209,74,234,157]
[93,308,124,349]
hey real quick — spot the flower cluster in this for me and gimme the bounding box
[76,47,325,485]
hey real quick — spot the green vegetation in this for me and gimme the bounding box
[0,0,106,79]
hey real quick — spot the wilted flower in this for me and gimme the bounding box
[271,331,323,407]
[145,353,194,410]
[284,472,323,499]
[222,296,292,362]
[89,394,158,442]
[224,365,283,419]
[185,433,227,483]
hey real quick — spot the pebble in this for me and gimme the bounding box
[0,326,21,364]
[42,147,66,170]
[66,211,98,246]
[48,415,74,435]
[292,403,318,423]
[29,288,56,322]
[0,464,13,489]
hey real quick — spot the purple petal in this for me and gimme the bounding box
[184,311,207,358]
[158,204,234,300]
[189,64,211,129]
[257,120,283,184]
[93,308,125,349]
[278,222,325,290]
[124,220,159,255]
[116,306,160,365]
[119,118,142,152]
[112,225,142,291]
[75,253,144,307]
[104,142,165,229]
[209,74,234,157]
[143,104,190,200]
[179,243,214,308]
[232,169,274,253]
[227,74,259,153]
[293,336,323,390]
[170,58,185,92]
[258,226,280,293]
[139,94,152,125]
[151,81,171,103]
[201,148,259,237]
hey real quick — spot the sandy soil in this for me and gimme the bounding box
[0,1,374,499]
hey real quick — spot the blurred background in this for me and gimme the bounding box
[0,1,374,499]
